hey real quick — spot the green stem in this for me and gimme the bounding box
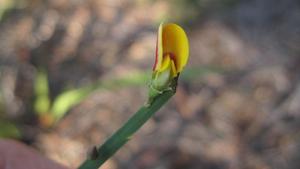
[78,90,175,169]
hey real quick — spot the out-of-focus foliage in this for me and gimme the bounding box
[51,87,93,121]
[49,67,218,123]
[34,70,150,123]
[34,66,218,124]
[0,91,4,114]
[0,120,20,138]
[34,69,50,115]
[181,66,225,81]
[0,0,26,21]
[0,0,14,21]
[31,69,150,124]
[164,0,239,24]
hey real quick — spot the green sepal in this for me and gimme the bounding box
[147,75,178,105]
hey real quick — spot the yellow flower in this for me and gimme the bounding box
[149,23,189,101]
[153,23,189,78]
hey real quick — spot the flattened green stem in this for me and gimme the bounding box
[78,90,175,169]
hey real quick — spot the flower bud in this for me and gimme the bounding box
[148,23,189,103]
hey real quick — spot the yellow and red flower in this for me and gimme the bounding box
[149,23,189,100]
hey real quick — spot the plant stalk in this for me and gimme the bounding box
[78,90,175,169]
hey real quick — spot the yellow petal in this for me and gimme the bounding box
[158,54,171,72]
[170,59,177,77]
[157,53,177,77]
[162,23,189,73]
[153,23,163,71]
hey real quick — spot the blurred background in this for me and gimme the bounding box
[0,0,300,168]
